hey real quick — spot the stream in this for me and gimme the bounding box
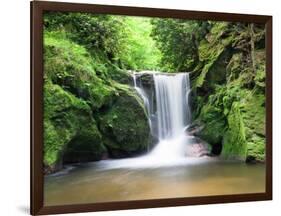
[44,159,265,206]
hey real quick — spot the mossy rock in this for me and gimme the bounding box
[194,23,234,91]
[195,103,226,146]
[254,49,266,90]
[242,93,265,161]
[44,82,106,173]
[99,86,151,157]
[192,23,266,162]
[226,49,265,91]
[221,102,247,160]
[139,73,154,87]
[226,53,244,82]
[107,64,133,84]
[63,124,106,163]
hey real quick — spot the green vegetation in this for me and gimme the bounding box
[189,23,266,162]
[44,12,161,71]
[43,12,266,173]
[43,13,155,172]
[119,17,162,70]
[221,102,247,160]
[151,19,211,72]
[151,19,265,162]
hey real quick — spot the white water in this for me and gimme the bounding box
[93,71,205,169]
[133,72,192,158]
[154,73,191,139]
[132,73,152,130]
[149,73,191,160]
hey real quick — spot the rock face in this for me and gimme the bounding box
[221,102,247,160]
[99,87,152,157]
[138,73,155,87]
[191,22,266,162]
[44,82,106,173]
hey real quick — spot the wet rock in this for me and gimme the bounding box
[99,87,152,158]
[185,136,210,157]
[139,73,154,87]
[185,124,204,136]
[246,155,257,164]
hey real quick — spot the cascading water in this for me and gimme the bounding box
[148,73,191,160]
[96,71,197,170]
[132,73,153,131]
[154,73,191,139]
[96,71,208,170]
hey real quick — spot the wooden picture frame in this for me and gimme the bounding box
[31,1,272,215]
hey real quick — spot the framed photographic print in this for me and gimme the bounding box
[31,1,272,215]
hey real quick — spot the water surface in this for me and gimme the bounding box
[44,159,265,206]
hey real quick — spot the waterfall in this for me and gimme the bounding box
[133,72,191,160]
[132,73,153,131]
[154,73,191,139]
[98,71,209,169]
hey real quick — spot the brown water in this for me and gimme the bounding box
[44,159,265,206]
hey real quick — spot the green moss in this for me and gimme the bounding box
[195,83,265,162]
[193,23,266,162]
[44,31,117,110]
[44,119,66,166]
[198,22,232,63]
[242,93,265,161]
[254,49,266,90]
[44,82,85,166]
[106,64,132,84]
[194,61,214,88]
[111,81,147,114]
[44,82,105,169]
[196,103,226,146]
[246,136,265,161]
[195,23,234,89]
[226,53,243,82]
[198,39,225,63]
[207,22,229,42]
[63,124,106,163]
[221,102,247,160]
[99,87,151,157]
[44,31,96,80]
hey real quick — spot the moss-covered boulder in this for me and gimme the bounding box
[220,91,265,162]
[195,85,265,161]
[107,65,133,84]
[99,84,151,158]
[195,103,226,150]
[242,93,265,161]
[62,124,107,164]
[221,102,247,160]
[44,82,106,173]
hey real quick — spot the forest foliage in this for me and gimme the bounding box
[44,12,161,71]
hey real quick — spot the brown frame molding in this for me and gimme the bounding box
[31,1,272,215]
